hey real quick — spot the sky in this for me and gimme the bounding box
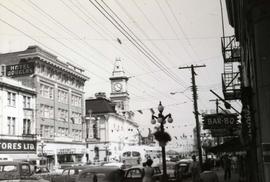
[0,0,239,147]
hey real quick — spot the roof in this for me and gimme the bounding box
[85,97,116,114]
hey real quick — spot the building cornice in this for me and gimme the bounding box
[18,51,89,81]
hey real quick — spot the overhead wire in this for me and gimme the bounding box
[89,0,187,88]
[64,0,177,101]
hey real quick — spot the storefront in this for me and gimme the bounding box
[38,141,86,169]
[0,138,38,162]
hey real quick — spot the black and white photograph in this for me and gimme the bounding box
[0,0,269,182]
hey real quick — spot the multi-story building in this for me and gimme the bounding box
[0,46,89,169]
[221,1,270,181]
[0,76,37,161]
[85,59,139,162]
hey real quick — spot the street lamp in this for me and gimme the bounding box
[85,109,92,163]
[39,140,46,165]
[151,101,173,182]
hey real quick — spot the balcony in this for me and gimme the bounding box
[221,35,241,63]
[222,72,241,100]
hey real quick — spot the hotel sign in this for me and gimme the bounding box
[6,62,35,77]
[203,113,238,129]
[0,139,36,153]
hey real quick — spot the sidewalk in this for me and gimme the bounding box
[215,168,239,182]
[182,168,239,182]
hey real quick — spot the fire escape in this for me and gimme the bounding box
[221,35,241,100]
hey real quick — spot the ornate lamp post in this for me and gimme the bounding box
[151,102,173,182]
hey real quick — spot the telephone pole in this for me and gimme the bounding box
[179,64,205,169]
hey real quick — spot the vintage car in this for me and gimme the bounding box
[51,166,88,182]
[76,166,125,182]
[124,165,163,182]
[0,161,49,182]
[174,159,193,181]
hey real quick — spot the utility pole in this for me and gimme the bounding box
[179,64,205,169]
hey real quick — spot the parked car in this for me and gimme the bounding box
[0,161,49,182]
[76,166,125,182]
[51,166,88,182]
[174,159,192,181]
[102,162,128,169]
[124,165,163,182]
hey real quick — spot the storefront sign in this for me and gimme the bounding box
[57,148,76,154]
[6,62,35,77]
[203,113,238,129]
[210,128,240,137]
[0,139,36,153]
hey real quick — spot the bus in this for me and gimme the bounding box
[119,145,161,166]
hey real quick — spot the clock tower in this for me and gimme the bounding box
[110,58,129,112]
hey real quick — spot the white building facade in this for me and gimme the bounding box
[0,76,37,161]
[85,59,139,162]
[0,46,89,169]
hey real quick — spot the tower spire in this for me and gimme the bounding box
[112,58,126,77]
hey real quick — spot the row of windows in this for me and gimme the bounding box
[36,64,84,90]
[58,127,69,137]
[7,92,32,108]
[7,117,32,135]
[40,83,82,107]
[40,104,82,123]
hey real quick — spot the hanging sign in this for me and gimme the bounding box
[203,113,238,129]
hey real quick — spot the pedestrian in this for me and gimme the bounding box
[223,155,231,181]
[142,159,154,182]
[189,155,200,182]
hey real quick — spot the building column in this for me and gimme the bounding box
[252,2,270,182]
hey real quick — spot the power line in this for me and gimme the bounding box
[89,0,187,88]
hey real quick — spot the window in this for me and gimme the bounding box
[58,89,68,104]
[40,104,54,118]
[71,94,82,107]
[71,112,82,124]
[58,127,68,137]
[7,117,16,135]
[40,125,54,138]
[40,83,54,99]
[23,96,31,108]
[58,108,68,122]
[23,119,31,135]
[7,92,16,107]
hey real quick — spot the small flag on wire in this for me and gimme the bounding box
[137,110,143,114]
[150,108,155,114]
[117,38,122,44]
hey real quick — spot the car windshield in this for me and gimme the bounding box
[0,165,17,172]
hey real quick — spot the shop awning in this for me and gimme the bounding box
[0,154,39,161]
[208,137,246,153]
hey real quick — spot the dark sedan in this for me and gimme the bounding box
[51,166,88,182]
[76,166,125,182]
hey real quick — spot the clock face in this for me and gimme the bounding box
[114,82,122,92]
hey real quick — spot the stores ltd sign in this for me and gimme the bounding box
[6,62,35,77]
[0,139,36,153]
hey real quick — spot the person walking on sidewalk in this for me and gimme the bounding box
[189,155,200,182]
[223,155,231,181]
[142,159,154,182]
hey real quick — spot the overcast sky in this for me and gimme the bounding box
[0,0,238,146]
